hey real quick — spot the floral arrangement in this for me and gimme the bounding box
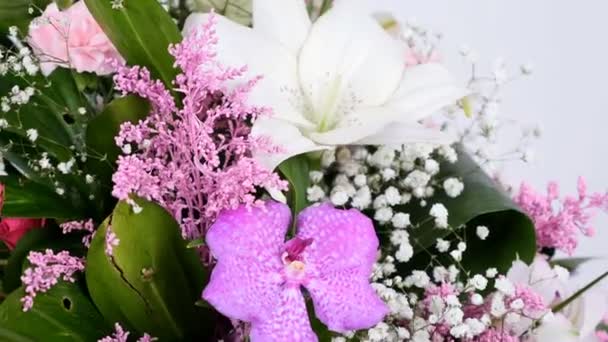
[0,0,606,341]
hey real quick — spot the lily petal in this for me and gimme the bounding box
[252,117,328,171]
[355,122,456,146]
[298,0,405,116]
[183,13,312,127]
[250,287,317,342]
[387,63,469,122]
[252,0,311,55]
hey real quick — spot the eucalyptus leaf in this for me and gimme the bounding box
[0,281,110,341]
[86,198,213,340]
[84,0,181,89]
[403,147,536,274]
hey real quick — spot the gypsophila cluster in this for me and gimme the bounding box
[111,15,286,241]
[98,323,156,342]
[20,249,85,311]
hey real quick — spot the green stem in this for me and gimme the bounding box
[319,0,332,16]
[552,270,608,313]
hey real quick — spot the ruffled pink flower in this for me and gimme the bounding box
[203,202,388,341]
[27,2,123,75]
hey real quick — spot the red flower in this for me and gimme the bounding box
[0,184,45,250]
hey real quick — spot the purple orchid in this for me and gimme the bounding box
[203,201,388,341]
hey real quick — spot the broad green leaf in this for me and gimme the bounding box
[84,0,181,89]
[84,95,150,217]
[3,227,85,294]
[403,147,536,274]
[195,0,252,25]
[86,198,213,340]
[0,281,110,341]
[0,176,79,219]
[0,0,51,34]
[553,270,608,313]
[278,154,311,218]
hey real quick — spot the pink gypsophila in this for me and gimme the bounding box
[203,202,388,341]
[20,249,84,311]
[112,14,286,240]
[98,323,155,342]
[60,219,95,247]
[515,177,608,254]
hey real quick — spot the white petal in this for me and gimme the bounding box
[252,0,310,54]
[355,122,456,146]
[309,106,399,146]
[387,63,469,122]
[183,14,313,128]
[298,0,405,116]
[252,118,327,171]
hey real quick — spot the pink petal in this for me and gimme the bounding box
[250,287,317,342]
[307,270,388,332]
[296,203,379,276]
[202,254,283,322]
[206,201,291,261]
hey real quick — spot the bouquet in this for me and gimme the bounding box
[0,0,606,341]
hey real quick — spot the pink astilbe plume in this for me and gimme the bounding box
[514,177,608,254]
[20,249,84,311]
[98,323,155,342]
[60,219,96,247]
[111,15,286,240]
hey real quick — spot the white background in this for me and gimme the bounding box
[371,0,608,285]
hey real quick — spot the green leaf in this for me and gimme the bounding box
[553,270,608,313]
[84,0,181,89]
[86,198,213,340]
[278,155,311,218]
[195,0,252,26]
[0,281,110,341]
[0,176,79,219]
[306,299,333,342]
[3,227,85,294]
[404,147,536,274]
[0,0,51,34]
[186,238,205,249]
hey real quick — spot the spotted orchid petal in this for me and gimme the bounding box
[296,204,388,331]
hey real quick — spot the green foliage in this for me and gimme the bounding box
[194,0,252,26]
[0,0,51,34]
[85,198,212,340]
[278,154,311,218]
[84,0,182,90]
[0,281,110,341]
[402,148,536,274]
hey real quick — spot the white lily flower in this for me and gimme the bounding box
[184,0,468,171]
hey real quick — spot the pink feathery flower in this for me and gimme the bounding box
[60,219,96,247]
[20,249,84,311]
[509,284,547,318]
[203,202,388,341]
[98,323,155,342]
[597,330,608,342]
[473,329,519,342]
[104,225,119,256]
[514,177,608,254]
[111,14,286,240]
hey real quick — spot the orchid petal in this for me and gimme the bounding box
[252,0,310,55]
[252,117,328,171]
[306,270,388,332]
[183,14,312,127]
[296,203,379,276]
[355,122,456,146]
[298,0,405,117]
[206,201,291,260]
[387,63,469,122]
[202,254,283,323]
[250,287,318,342]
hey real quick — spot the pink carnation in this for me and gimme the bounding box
[111,15,286,240]
[27,2,123,75]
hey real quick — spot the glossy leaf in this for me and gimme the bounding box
[84,0,181,89]
[278,155,311,219]
[0,0,50,33]
[0,176,79,219]
[85,198,212,340]
[403,147,536,274]
[0,281,110,341]
[195,0,252,25]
